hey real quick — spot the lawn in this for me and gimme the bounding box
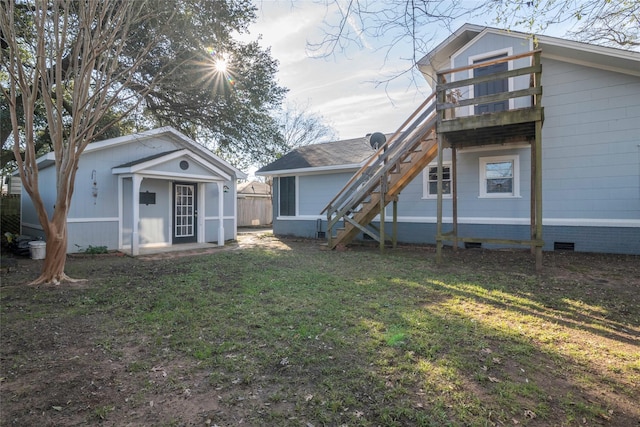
[1,235,639,426]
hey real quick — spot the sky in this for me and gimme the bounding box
[244,1,436,140]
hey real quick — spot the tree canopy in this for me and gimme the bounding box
[1,0,289,171]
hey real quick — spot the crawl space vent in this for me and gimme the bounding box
[464,242,482,249]
[554,242,575,251]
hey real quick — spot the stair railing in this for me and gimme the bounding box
[322,92,438,244]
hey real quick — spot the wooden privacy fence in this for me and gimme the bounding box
[237,196,272,227]
[1,195,21,236]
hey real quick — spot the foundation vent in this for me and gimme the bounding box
[554,242,575,251]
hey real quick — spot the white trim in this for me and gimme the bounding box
[274,215,640,228]
[136,170,224,182]
[67,217,119,223]
[204,215,236,220]
[233,180,238,240]
[543,218,640,228]
[33,127,246,179]
[257,163,363,177]
[479,154,520,198]
[167,181,172,247]
[131,174,142,256]
[277,214,324,221]
[117,176,123,251]
[541,52,640,78]
[295,177,300,216]
[217,182,224,245]
[198,183,205,243]
[423,162,452,199]
[458,142,530,153]
[112,149,231,181]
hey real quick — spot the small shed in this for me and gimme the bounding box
[237,181,272,226]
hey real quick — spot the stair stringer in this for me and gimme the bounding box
[330,131,438,249]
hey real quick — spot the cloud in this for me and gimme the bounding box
[246,1,430,139]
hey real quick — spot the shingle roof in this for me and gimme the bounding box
[112,149,182,169]
[257,136,375,174]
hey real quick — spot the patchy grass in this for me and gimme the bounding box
[1,239,639,426]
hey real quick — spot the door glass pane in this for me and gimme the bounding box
[175,184,195,237]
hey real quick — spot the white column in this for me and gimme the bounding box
[132,174,142,256]
[217,181,225,246]
[117,175,123,250]
[198,183,205,243]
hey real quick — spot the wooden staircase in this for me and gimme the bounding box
[321,94,438,249]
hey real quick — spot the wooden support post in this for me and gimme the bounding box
[327,209,333,249]
[535,119,543,271]
[379,189,385,253]
[392,198,398,249]
[533,51,543,271]
[452,146,458,251]
[436,133,444,264]
[530,139,536,255]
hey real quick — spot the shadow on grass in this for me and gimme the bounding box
[1,244,638,426]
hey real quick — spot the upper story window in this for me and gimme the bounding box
[279,176,296,216]
[423,163,452,199]
[479,155,520,198]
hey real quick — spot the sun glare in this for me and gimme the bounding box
[215,58,228,73]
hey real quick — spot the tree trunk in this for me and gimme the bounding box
[29,214,75,286]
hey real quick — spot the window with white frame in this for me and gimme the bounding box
[423,163,452,198]
[279,176,296,216]
[479,155,520,198]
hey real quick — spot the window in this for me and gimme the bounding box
[279,176,296,216]
[479,155,520,198]
[423,163,452,199]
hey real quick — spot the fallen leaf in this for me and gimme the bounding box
[492,357,502,364]
[488,376,501,383]
[512,418,519,424]
[52,406,62,411]
[354,410,364,418]
[524,409,536,419]
[480,348,493,355]
[305,394,313,402]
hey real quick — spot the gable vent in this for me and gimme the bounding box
[554,242,575,251]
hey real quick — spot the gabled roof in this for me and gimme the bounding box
[256,136,375,176]
[418,23,640,88]
[111,148,232,181]
[30,127,247,179]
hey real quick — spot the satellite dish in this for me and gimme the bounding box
[369,132,386,149]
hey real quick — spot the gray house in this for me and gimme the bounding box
[257,24,640,255]
[20,127,246,255]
